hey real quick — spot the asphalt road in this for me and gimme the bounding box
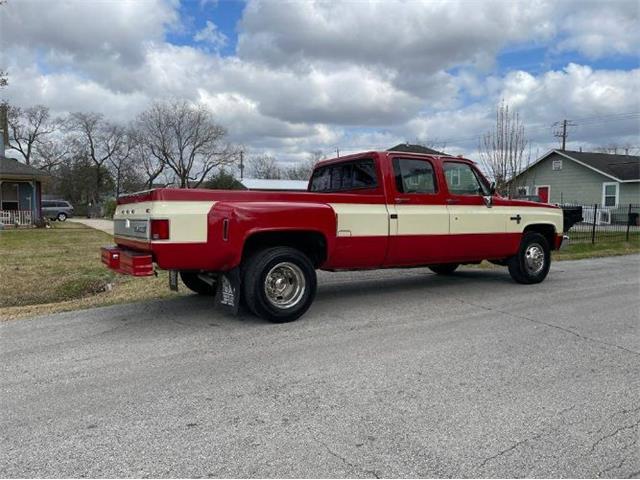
[1,255,639,478]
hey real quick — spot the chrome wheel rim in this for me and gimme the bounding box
[524,243,545,275]
[264,262,306,309]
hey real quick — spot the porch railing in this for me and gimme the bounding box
[0,210,33,226]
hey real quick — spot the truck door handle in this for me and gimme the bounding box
[446,199,459,204]
[395,198,410,203]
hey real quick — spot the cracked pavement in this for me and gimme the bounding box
[1,255,639,477]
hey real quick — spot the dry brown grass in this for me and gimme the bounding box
[0,222,182,320]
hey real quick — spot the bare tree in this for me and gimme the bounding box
[107,130,137,197]
[130,131,165,189]
[136,100,235,188]
[0,71,6,89]
[283,150,324,180]
[32,136,70,172]
[7,105,59,165]
[478,100,528,196]
[66,112,126,203]
[247,154,282,179]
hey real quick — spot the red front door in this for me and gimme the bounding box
[537,186,549,203]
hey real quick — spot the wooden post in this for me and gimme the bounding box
[626,204,632,241]
[591,203,598,244]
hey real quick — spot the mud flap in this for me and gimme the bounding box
[169,270,179,291]
[215,268,241,315]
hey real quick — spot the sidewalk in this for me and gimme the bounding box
[68,218,114,235]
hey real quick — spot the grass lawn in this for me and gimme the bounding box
[553,238,640,261]
[0,222,182,320]
[1,222,638,320]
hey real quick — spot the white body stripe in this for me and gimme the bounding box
[329,204,563,237]
[393,205,449,235]
[114,201,563,243]
[329,203,389,237]
[449,206,562,234]
[114,201,215,243]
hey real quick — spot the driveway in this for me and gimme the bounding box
[1,256,639,478]
[68,218,114,235]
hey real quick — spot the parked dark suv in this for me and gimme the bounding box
[42,200,74,221]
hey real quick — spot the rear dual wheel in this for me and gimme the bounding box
[428,263,459,275]
[242,247,317,323]
[180,271,218,295]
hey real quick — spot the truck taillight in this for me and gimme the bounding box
[150,219,169,240]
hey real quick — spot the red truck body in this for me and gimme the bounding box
[103,151,566,321]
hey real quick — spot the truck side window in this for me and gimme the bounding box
[393,158,437,194]
[443,162,484,195]
[310,159,377,192]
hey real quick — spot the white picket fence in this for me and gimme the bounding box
[0,210,33,226]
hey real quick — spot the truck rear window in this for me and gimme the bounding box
[309,159,377,192]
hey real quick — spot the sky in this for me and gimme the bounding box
[1,0,639,166]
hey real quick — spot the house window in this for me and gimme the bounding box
[1,182,20,210]
[602,182,619,207]
[517,186,529,196]
[552,159,562,171]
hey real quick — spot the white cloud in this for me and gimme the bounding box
[554,0,640,59]
[193,20,228,51]
[1,0,638,162]
[237,0,554,76]
[1,0,179,67]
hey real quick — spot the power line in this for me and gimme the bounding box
[553,119,577,151]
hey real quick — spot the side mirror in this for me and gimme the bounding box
[489,182,496,196]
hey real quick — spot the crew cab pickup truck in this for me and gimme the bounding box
[102,151,567,322]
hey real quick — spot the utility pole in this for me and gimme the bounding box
[553,119,576,151]
[336,147,340,158]
[239,150,244,179]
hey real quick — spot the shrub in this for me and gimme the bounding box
[104,198,117,219]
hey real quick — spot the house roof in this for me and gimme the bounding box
[515,149,640,183]
[561,150,639,181]
[240,178,308,190]
[387,143,445,155]
[0,155,50,179]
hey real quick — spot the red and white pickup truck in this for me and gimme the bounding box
[102,151,568,322]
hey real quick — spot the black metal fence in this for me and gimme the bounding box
[561,203,640,244]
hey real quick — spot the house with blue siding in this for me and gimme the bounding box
[0,155,50,226]
[509,150,639,207]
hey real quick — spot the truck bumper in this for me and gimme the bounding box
[101,246,154,276]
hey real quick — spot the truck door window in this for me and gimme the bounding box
[444,162,484,195]
[393,158,437,194]
[310,159,377,192]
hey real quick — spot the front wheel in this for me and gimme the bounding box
[242,247,317,323]
[428,263,459,275]
[180,271,218,295]
[508,232,551,284]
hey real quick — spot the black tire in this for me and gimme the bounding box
[242,247,317,323]
[57,212,67,221]
[180,271,218,295]
[428,263,459,275]
[508,232,551,284]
